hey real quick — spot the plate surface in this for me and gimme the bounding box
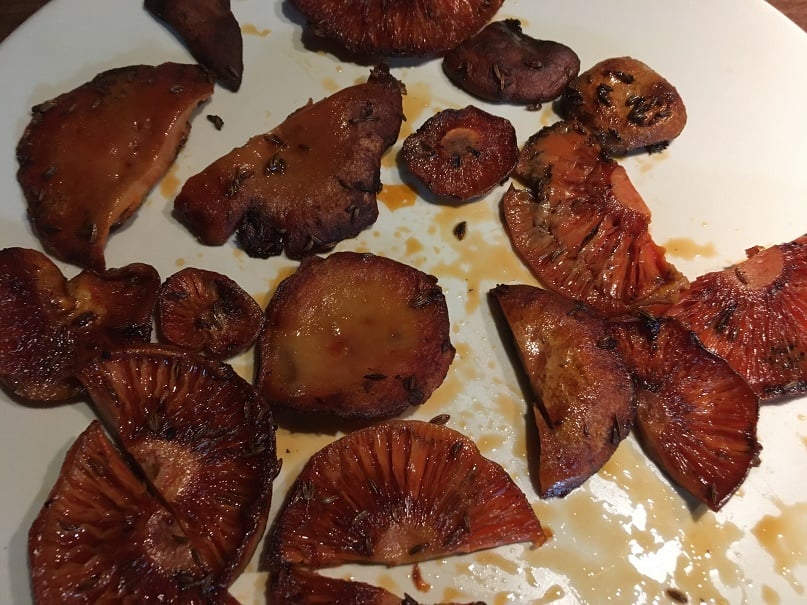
[1,1,807,603]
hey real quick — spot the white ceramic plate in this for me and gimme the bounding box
[2,1,806,603]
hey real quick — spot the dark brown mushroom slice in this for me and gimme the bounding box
[262,419,545,571]
[442,19,580,104]
[156,267,263,359]
[77,345,280,589]
[256,251,454,418]
[491,284,635,498]
[29,421,231,603]
[503,120,687,317]
[559,56,687,155]
[269,566,487,605]
[610,316,760,512]
[0,247,159,403]
[173,65,404,259]
[16,62,214,269]
[145,0,243,91]
[666,235,807,401]
[400,105,519,201]
[269,566,406,605]
[290,0,503,57]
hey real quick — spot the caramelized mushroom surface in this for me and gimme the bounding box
[156,267,263,359]
[401,105,518,201]
[263,419,545,570]
[146,0,243,90]
[290,0,504,57]
[492,284,635,498]
[611,316,760,511]
[256,251,454,418]
[78,345,280,588]
[503,121,687,316]
[443,19,580,104]
[0,247,159,402]
[16,63,213,269]
[174,65,404,259]
[559,56,687,155]
[29,421,230,604]
[666,236,807,400]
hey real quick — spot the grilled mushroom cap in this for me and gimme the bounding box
[290,0,504,57]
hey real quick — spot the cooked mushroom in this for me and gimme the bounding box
[256,251,454,418]
[289,0,504,57]
[78,345,280,588]
[29,421,231,603]
[666,235,807,400]
[400,105,519,201]
[559,56,687,155]
[442,19,580,104]
[16,62,213,269]
[156,267,263,359]
[174,65,404,259]
[262,420,545,570]
[610,315,760,511]
[503,120,687,316]
[145,0,244,91]
[0,247,159,402]
[491,284,635,498]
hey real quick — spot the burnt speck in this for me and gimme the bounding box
[206,114,224,130]
[453,221,468,240]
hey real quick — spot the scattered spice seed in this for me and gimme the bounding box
[352,510,370,525]
[146,410,161,433]
[596,83,613,106]
[429,413,450,425]
[453,221,467,240]
[364,373,387,381]
[301,480,315,502]
[367,478,382,497]
[606,69,635,84]
[265,133,284,147]
[492,63,507,91]
[409,292,433,308]
[264,153,287,176]
[408,543,428,556]
[206,114,224,130]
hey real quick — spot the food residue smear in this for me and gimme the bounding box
[663,237,717,260]
[399,80,434,138]
[319,76,342,93]
[634,151,668,174]
[752,499,807,595]
[378,182,418,210]
[514,439,750,604]
[241,23,270,37]
[422,196,537,315]
[158,163,182,199]
[412,563,432,592]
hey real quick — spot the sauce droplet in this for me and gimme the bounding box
[752,499,807,595]
[241,23,271,37]
[663,237,717,260]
